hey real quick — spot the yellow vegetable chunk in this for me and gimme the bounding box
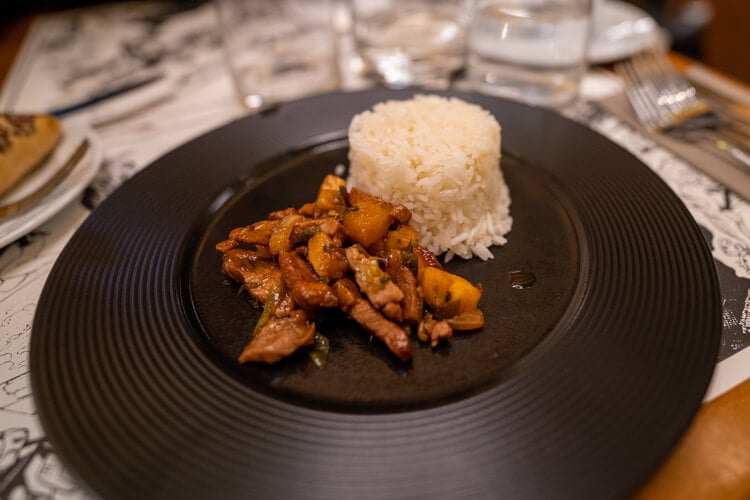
[446,309,485,330]
[341,199,394,247]
[414,245,442,282]
[268,214,303,255]
[385,225,419,251]
[421,267,482,316]
[314,174,347,213]
[307,232,348,279]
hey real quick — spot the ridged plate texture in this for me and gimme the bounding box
[30,89,721,500]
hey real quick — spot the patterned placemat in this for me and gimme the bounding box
[0,2,747,497]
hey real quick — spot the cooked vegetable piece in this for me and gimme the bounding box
[421,266,482,316]
[414,244,443,281]
[382,248,402,278]
[386,225,419,251]
[446,309,485,330]
[314,174,347,213]
[269,214,303,255]
[291,217,345,247]
[290,224,320,247]
[341,199,394,247]
[307,232,348,280]
[348,187,412,224]
[400,248,418,274]
[253,278,284,334]
[219,173,486,366]
[308,331,330,369]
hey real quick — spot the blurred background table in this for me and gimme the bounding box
[0,2,749,499]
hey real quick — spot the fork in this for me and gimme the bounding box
[615,49,750,171]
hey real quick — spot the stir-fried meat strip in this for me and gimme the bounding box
[221,249,283,303]
[417,317,453,348]
[349,302,412,362]
[348,187,412,224]
[273,290,296,318]
[396,266,422,324]
[256,245,273,260]
[389,204,412,225]
[228,219,278,246]
[333,279,412,361]
[278,251,338,309]
[216,239,239,253]
[382,302,403,323]
[345,246,404,308]
[333,277,359,308]
[219,175,484,366]
[318,217,346,243]
[268,207,298,220]
[238,310,315,364]
[255,278,297,320]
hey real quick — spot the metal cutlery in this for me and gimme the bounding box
[48,73,164,118]
[615,49,750,171]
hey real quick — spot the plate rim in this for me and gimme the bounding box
[30,88,722,500]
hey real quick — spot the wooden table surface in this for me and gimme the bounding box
[2,14,749,500]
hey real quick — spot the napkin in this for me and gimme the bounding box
[597,92,750,202]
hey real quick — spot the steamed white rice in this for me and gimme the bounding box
[347,95,512,261]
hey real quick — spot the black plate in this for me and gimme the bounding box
[31,89,721,499]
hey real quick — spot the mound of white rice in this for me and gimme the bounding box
[347,94,512,261]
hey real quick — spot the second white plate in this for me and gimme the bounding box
[0,122,103,248]
[589,0,662,64]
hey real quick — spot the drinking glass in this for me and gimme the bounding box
[467,0,593,107]
[215,0,339,110]
[351,0,472,89]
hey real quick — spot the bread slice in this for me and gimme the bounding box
[0,114,62,196]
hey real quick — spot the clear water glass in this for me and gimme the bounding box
[467,0,593,107]
[215,0,339,110]
[351,0,472,89]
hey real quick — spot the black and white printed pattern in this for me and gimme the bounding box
[0,2,747,497]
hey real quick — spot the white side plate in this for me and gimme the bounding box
[0,123,103,248]
[589,0,662,64]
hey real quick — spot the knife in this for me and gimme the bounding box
[48,74,163,118]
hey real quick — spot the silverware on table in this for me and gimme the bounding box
[0,139,90,219]
[615,49,750,171]
[48,73,164,118]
